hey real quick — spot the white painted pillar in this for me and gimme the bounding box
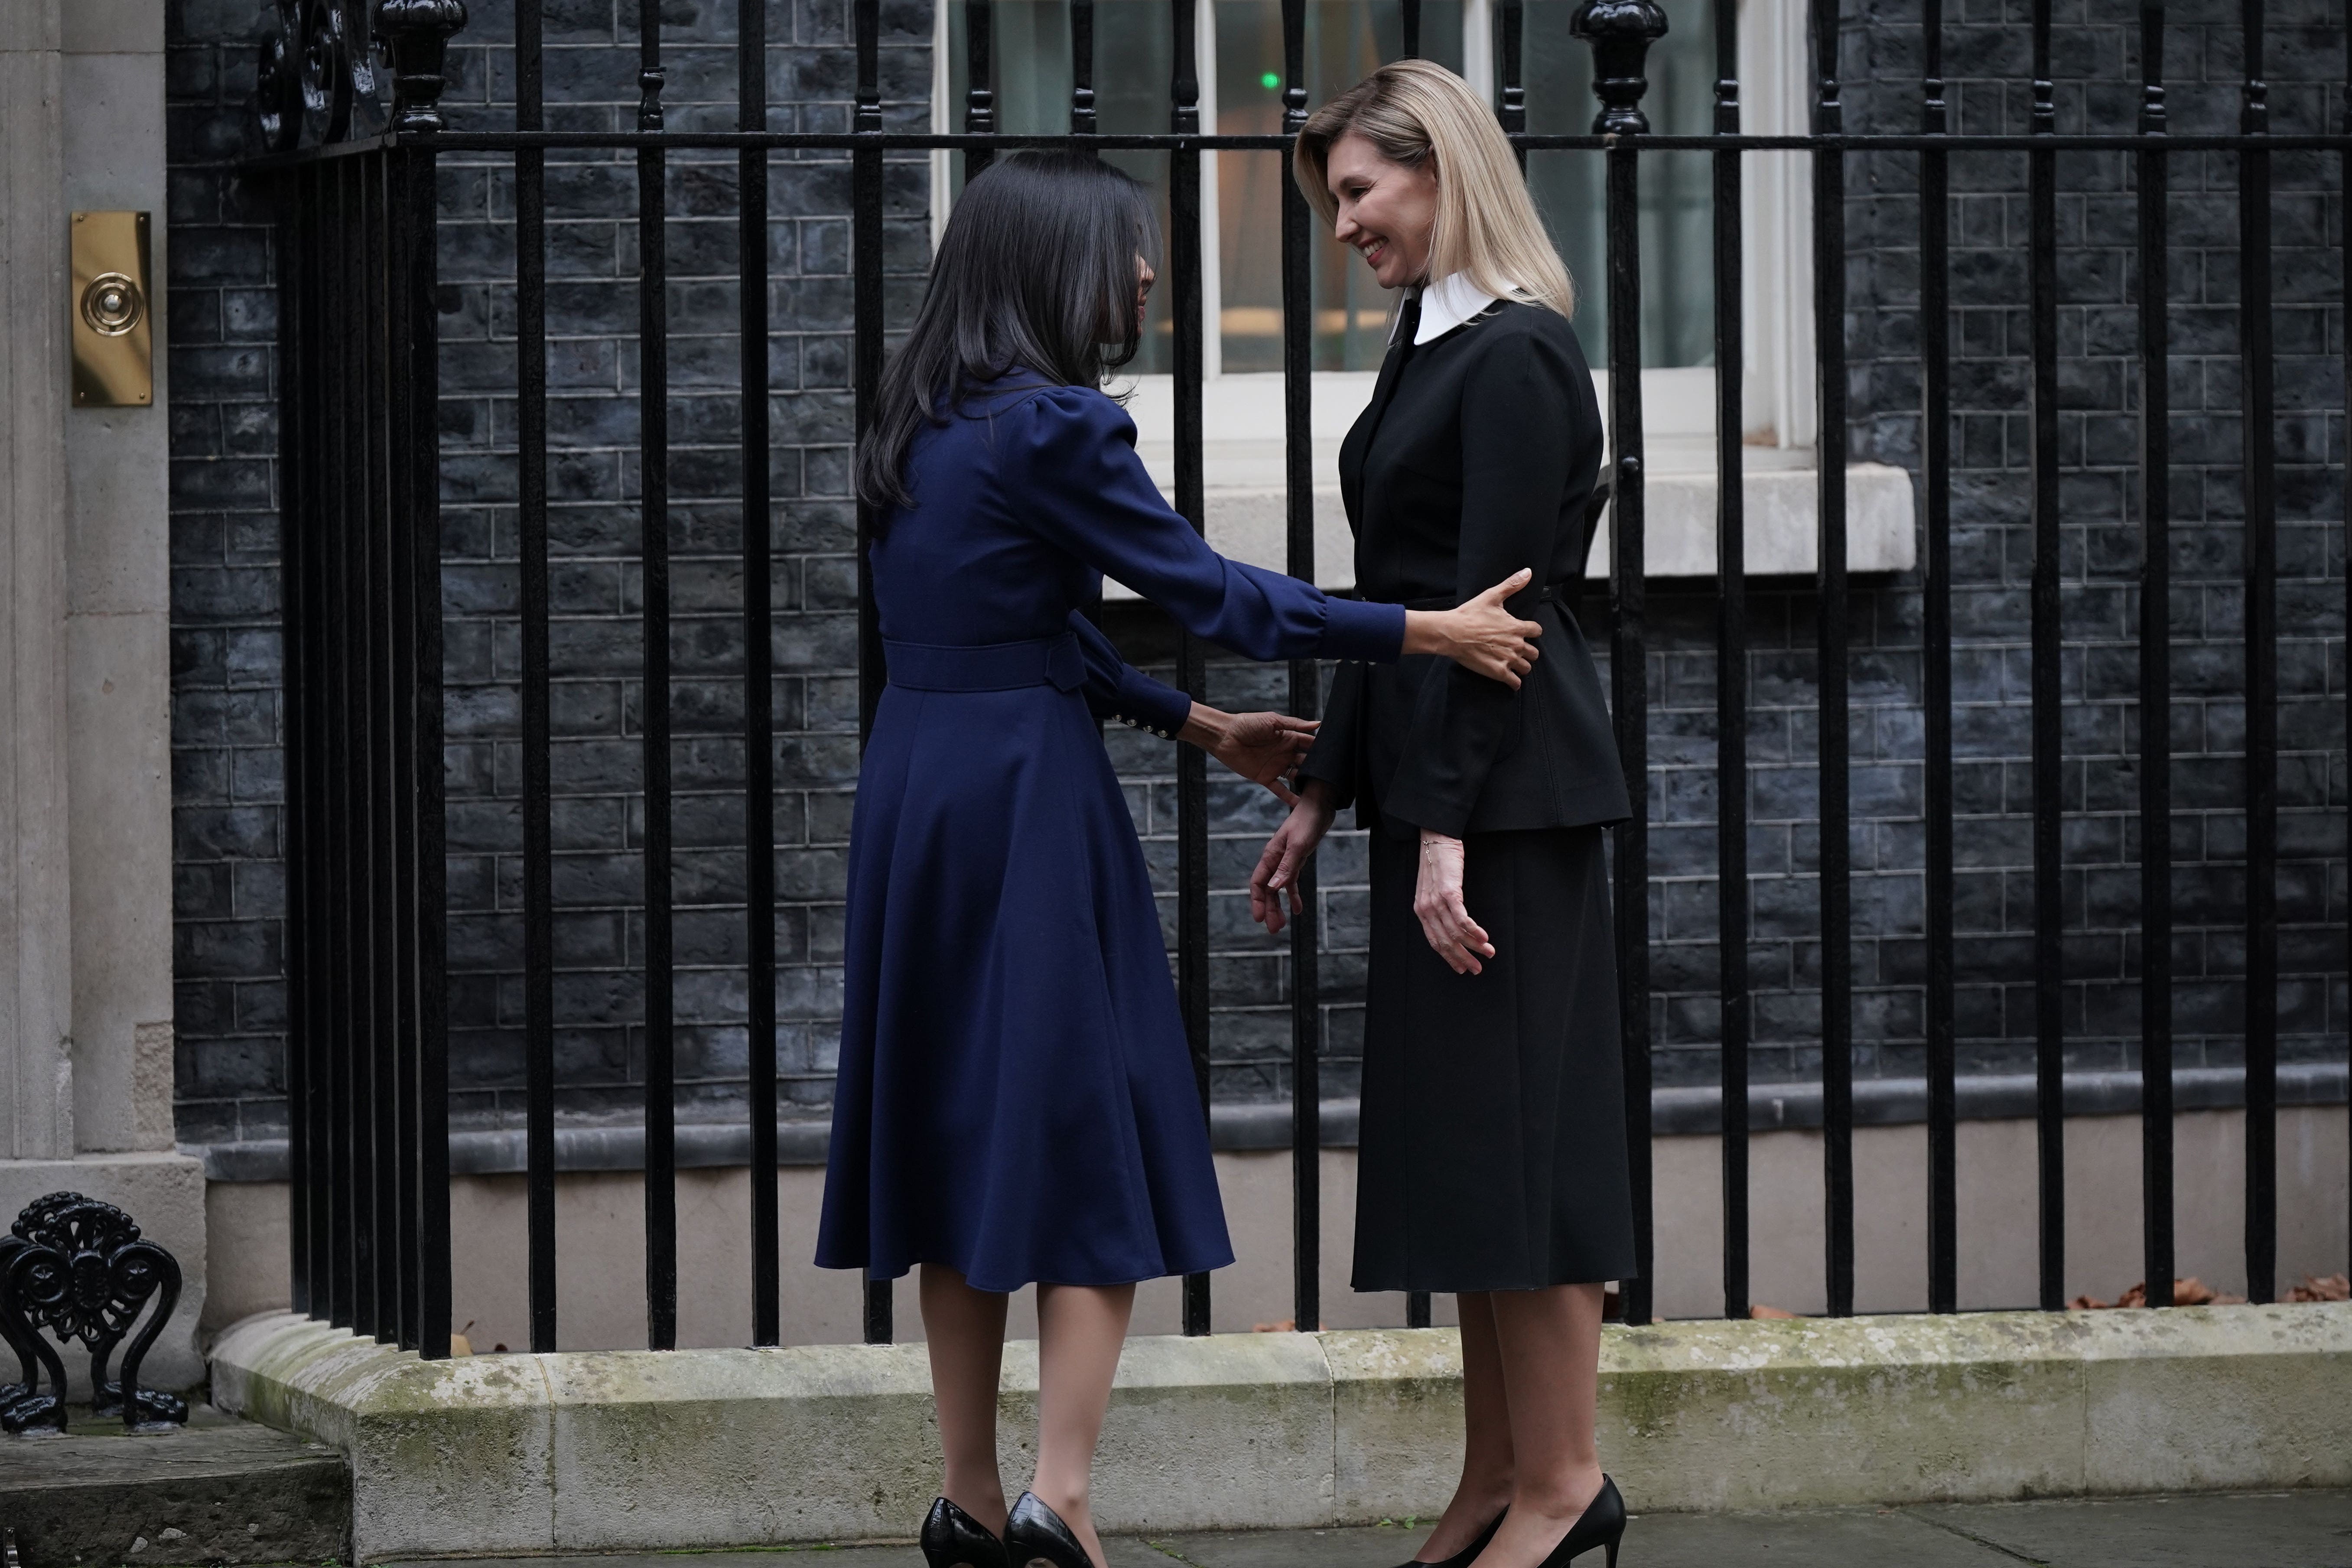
[0,0,205,1395]
[63,0,177,1155]
[0,0,77,1165]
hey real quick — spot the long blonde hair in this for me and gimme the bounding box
[1293,60,1574,320]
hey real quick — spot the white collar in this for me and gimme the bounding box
[1395,271,1506,345]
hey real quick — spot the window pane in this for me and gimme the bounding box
[1522,0,1715,368]
[1213,0,1464,372]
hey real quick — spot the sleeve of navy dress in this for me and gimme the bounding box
[1015,387,1405,666]
[1067,609,1192,738]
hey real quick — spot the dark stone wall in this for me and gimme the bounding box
[164,0,2346,1147]
[1799,0,2349,1085]
[168,0,294,1144]
[426,0,935,1132]
[165,0,937,1142]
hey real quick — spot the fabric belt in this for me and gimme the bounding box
[1399,583,1572,612]
[883,631,1086,693]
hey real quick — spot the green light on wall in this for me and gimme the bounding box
[1261,71,1281,88]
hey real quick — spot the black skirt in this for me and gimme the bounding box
[1352,825,1638,1293]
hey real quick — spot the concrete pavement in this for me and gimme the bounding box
[388,1490,2352,1568]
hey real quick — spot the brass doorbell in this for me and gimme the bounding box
[71,211,153,407]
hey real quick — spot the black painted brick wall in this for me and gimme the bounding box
[167,0,2347,1144]
[169,0,293,1144]
[166,0,937,1141]
[1770,0,2349,1087]
[426,0,934,1131]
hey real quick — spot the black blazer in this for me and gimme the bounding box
[1299,297,1631,838]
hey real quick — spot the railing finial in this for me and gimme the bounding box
[1570,0,1670,137]
[855,0,881,133]
[2238,0,2267,135]
[256,0,305,152]
[1171,0,1200,134]
[377,0,467,134]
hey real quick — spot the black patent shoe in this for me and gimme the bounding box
[1395,1508,1507,1568]
[1004,1491,1092,1568]
[1532,1477,1627,1568]
[921,1496,1010,1568]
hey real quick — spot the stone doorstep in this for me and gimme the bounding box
[0,1406,350,1568]
[206,1303,2352,1565]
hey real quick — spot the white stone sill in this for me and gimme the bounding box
[209,1303,2352,1561]
[1102,371,1916,600]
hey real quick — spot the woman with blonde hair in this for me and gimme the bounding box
[1248,60,1636,1568]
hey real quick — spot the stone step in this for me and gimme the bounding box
[0,1405,347,1568]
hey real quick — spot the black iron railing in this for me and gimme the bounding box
[251,0,2347,1358]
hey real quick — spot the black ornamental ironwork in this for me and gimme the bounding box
[0,1192,187,1434]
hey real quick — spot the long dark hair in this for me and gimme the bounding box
[854,153,1158,513]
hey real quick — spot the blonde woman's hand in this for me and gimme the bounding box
[1181,705,1319,802]
[1414,830,1492,974]
[1400,568,1544,688]
[1249,781,1337,934]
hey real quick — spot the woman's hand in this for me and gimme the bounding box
[1250,781,1338,934]
[1181,704,1319,801]
[1414,830,1493,975]
[1400,567,1545,688]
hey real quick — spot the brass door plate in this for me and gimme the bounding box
[72,211,154,407]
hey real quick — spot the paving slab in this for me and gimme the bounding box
[0,1403,349,1568]
[1148,1513,2013,1568]
[1913,1489,2352,1568]
[377,1491,2352,1568]
[378,1544,1192,1568]
[1142,1525,1435,1568]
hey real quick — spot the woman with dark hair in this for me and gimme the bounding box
[814,151,1544,1568]
[1249,61,1637,1568]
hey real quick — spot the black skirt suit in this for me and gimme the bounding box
[1301,293,1639,1293]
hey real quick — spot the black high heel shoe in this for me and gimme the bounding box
[1393,1507,1508,1568]
[1003,1491,1092,1568]
[1532,1477,1627,1568]
[921,1496,1010,1568]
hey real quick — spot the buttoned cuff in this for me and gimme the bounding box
[1114,674,1193,740]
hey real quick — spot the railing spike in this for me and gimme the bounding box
[1569,0,1670,137]
[377,0,466,135]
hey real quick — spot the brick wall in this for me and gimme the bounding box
[169,0,293,1145]
[165,0,938,1141]
[1796,0,2348,1085]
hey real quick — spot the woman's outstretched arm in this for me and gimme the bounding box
[1017,386,1540,677]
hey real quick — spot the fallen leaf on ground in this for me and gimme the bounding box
[2287,1273,2349,1302]
[2072,1277,2247,1309]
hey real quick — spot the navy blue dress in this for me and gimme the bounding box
[815,377,1405,1292]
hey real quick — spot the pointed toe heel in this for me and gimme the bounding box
[1535,1477,1626,1568]
[1004,1492,1093,1568]
[1394,1508,1507,1568]
[921,1496,1009,1568]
